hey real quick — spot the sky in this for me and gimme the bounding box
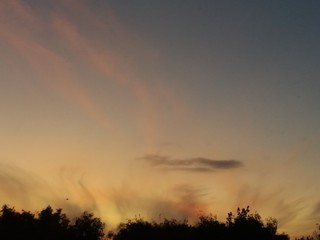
[0,0,320,237]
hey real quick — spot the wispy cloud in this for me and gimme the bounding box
[0,0,114,130]
[140,154,243,172]
[0,163,51,207]
[309,201,320,221]
[0,162,105,220]
[0,0,188,151]
[111,183,209,224]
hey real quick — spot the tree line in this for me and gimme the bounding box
[109,206,288,240]
[0,204,104,240]
[0,204,318,240]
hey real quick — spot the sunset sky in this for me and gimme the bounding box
[1,0,320,237]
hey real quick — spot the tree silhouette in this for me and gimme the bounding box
[37,206,70,240]
[0,205,22,239]
[113,217,154,240]
[112,206,289,240]
[0,204,105,240]
[1,203,316,240]
[196,214,227,240]
[295,223,320,240]
[113,217,194,240]
[227,206,281,240]
[71,211,105,240]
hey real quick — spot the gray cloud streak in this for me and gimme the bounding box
[140,154,243,172]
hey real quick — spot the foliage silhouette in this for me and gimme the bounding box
[295,223,320,240]
[37,206,70,240]
[0,204,104,240]
[112,206,289,240]
[1,203,318,240]
[71,211,105,240]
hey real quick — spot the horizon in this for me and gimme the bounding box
[0,204,294,240]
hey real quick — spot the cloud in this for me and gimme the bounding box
[140,154,243,172]
[0,0,113,130]
[111,183,209,224]
[0,163,54,203]
[0,163,70,213]
[0,162,104,221]
[309,201,320,220]
[0,0,190,152]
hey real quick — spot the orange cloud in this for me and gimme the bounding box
[0,0,112,130]
[1,0,190,153]
[51,7,161,150]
